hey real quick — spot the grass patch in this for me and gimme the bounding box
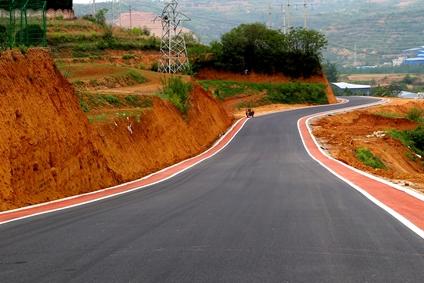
[374,111,403,119]
[199,80,328,104]
[406,107,424,122]
[122,54,136,60]
[160,77,192,114]
[103,95,121,106]
[124,95,153,108]
[88,113,107,123]
[355,148,386,169]
[390,126,424,157]
[126,70,147,84]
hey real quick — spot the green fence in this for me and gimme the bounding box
[0,0,47,50]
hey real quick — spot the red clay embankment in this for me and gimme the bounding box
[196,69,337,104]
[0,50,232,210]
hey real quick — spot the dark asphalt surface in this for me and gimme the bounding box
[1,97,423,283]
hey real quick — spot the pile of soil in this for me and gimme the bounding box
[196,69,337,104]
[0,50,232,210]
[312,99,424,192]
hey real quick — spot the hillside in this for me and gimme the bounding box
[74,0,424,67]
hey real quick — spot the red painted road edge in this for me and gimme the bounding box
[299,116,424,234]
[0,118,248,225]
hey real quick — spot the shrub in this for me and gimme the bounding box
[122,54,136,60]
[406,107,424,122]
[355,148,386,169]
[267,83,327,104]
[160,77,192,114]
[104,95,120,106]
[126,70,146,84]
[124,95,153,108]
[0,25,7,50]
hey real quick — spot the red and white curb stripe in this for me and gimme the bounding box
[298,99,424,239]
[0,118,249,225]
[2,98,423,240]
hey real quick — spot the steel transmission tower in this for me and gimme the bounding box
[156,0,190,73]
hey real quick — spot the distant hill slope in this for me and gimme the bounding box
[74,0,424,66]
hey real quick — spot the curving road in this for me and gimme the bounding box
[0,97,423,282]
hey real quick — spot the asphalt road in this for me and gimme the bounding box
[1,97,423,283]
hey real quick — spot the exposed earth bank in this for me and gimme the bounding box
[312,99,424,193]
[0,50,232,211]
[196,69,337,105]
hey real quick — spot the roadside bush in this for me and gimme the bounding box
[390,126,424,157]
[406,107,424,122]
[267,83,327,104]
[15,24,44,46]
[0,25,7,50]
[355,148,386,169]
[160,77,192,114]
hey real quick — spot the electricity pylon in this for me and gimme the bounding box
[156,0,190,73]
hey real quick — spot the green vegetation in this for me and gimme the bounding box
[47,18,160,59]
[372,83,402,97]
[406,108,424,122]
[126,70,147,84]
[374,112,403,119]
[160,77,192,114]
[208,24,327,78]
[124,95,153,108]
[355,148,386,169]
[200,80,328,105]
[390,127,424,158]
[78,93,153,110]
[122,54,136,60]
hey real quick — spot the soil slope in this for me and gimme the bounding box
[0,50,232,210]
[196,69,337,104]
[312,99,424,193]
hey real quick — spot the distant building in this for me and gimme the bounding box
[332,82,371,96]
[401,46,424,66]
[392,56,406,66]
[404,58,424,66]
[398,91,423,99]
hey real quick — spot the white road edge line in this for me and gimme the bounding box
[0,118,249,225]
[297,98,424,239]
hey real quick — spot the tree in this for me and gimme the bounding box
[206,23,328,78]
[322,61,339,82]
[95,9,108,27]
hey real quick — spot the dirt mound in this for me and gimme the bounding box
[312,100,424,192]
[0,50,232,210]
[196,69,337,104]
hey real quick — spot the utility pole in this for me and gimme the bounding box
[303,0,308,28]
[267,4,272,29]
[281,4,287,34]
[119,0,122,27]
[129,4,132,29]
[92,0,96,15]
[155,0,190,73]
[286,0,291,32]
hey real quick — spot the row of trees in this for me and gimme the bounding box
[201,23,328,78]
